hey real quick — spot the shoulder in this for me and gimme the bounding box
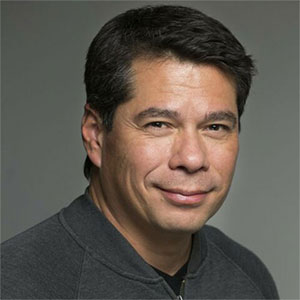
[202,225,279,299]
[1,212,85,299]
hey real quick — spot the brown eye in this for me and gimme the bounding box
[208,124,229,131]
[146,122,165,128]
[209,124,221,131]
[143,121,172,137]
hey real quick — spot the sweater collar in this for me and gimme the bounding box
[61,190,208,279]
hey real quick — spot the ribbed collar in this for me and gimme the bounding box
[60,190,208,281]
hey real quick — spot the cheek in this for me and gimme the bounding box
[210,141,239,180]
[105,131,171,179]
[128,138,171,174]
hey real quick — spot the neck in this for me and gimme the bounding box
[89,172,192,276]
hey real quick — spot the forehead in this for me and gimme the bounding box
[122,58,237,116]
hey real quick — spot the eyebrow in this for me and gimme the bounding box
[134,107,179,122]
[204,111,237,128]
[134,107,237,127]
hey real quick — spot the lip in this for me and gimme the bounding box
[157,187,209,206]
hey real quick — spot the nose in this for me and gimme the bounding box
[168,130,209,174]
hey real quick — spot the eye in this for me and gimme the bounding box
[143,121,172,136]
[207,124,229,131]
[145,121,167,128]
[204,124,233,139]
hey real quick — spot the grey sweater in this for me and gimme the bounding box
[1,192,279,299]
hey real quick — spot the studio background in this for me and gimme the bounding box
[2,1,299,299]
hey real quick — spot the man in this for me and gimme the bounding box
[2,5,279,299]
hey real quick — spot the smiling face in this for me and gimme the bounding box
[95,58,239,235]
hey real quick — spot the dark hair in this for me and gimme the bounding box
[84,5,256,179]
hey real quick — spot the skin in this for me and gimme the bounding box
[82,58,239,275]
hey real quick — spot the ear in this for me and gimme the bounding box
[81,104,104,168]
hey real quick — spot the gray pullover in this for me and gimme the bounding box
[1,192,279,299]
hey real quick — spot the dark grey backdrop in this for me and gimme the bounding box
[2,1,299,299]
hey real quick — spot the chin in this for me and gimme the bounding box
[159,223,205,235]
[153,213,209,235]
[147,196,224,235]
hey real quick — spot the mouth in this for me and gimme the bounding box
[156,186,210,206]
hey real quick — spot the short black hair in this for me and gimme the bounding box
[84,5,256,179]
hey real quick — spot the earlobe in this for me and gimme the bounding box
[81,104,104,168]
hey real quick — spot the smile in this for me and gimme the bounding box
[157,187,210,206]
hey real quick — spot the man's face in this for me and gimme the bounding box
[98,58,239,234]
